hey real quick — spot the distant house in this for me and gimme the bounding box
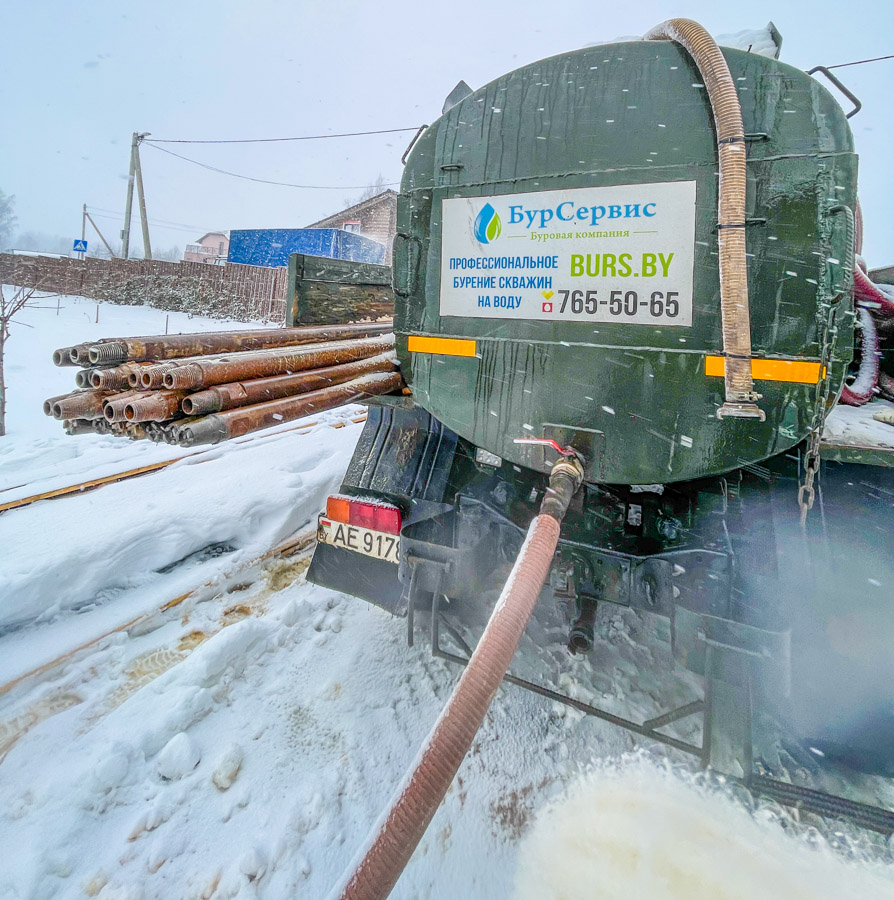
[184,232,229,264]
[307,190,397,265]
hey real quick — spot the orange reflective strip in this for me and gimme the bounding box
[407,335,477,357]
[705,356,823,384]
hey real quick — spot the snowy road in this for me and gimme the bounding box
[3,297,894,898]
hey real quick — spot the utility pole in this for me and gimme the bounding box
[133,134,152,259]
[121,131,152,259]
[121,132,137,259]
[81,203,87,248]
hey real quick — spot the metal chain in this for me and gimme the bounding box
[798,303,839,524]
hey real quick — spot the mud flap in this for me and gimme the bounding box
[307,542,405,615]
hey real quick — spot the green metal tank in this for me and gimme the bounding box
[394,40,857,485]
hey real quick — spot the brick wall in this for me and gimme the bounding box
[0,254,288,322]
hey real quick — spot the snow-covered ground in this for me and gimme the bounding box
[2,294,894,899]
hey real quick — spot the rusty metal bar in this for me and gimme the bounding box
[164,334,395,391]
[177,371,403,446]
[85,321,393,365]
[181,352,397,416]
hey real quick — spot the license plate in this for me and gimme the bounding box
[318,517,400,564]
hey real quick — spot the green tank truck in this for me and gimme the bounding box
[308,30,894,834]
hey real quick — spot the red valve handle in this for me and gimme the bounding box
[513,437,581,459]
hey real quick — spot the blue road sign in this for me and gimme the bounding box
[73,239,88,253]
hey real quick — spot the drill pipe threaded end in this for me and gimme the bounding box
[164,365,202,391]
[139,363,179,389]
[91,369,131,391]
[124,392,183,423]
[103,393,149,423]
[88,342,128,365]
[52,392,108,420]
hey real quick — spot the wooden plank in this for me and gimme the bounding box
[0,459,186,514]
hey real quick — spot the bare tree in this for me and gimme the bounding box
[356,174,388,204]
[0,190,18,251]
[153,244,183,262]
[0,276,47,436]
[344,175,389,209]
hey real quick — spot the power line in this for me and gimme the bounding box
[87,211,206,235]
[826,53,894,69]
[143,143,400,190]
[87,206,207,231]
[145,126,423,144]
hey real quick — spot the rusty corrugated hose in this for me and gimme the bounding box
[644,18,764,420]
[333,456,584,900]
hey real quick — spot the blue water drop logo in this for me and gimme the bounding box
[474,203,502,244]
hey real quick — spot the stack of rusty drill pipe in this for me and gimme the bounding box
[81,321,392,365]
[162,333,394,391]
[177,371,404,447]
[180,352,396,416]
[47,325,402,446]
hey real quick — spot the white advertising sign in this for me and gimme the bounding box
[439,181,696,326]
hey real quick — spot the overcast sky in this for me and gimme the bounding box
[2,0,892,261]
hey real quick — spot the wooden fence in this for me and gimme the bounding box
[0,254,289,322]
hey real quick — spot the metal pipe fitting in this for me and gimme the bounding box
[569,602,598,655]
